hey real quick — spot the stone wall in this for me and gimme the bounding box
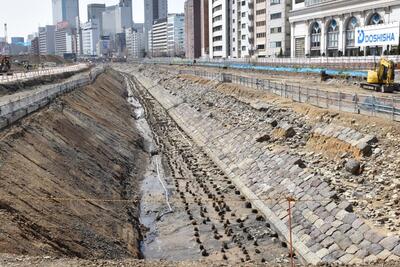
[129,70,400,265]
[0,67,104,131]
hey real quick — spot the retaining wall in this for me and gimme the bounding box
[130,70,400,265]
[0,66,104,131]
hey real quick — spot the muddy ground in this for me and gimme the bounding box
[0,70,146,259]
[123,73,293,265]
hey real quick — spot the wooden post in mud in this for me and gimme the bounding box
[287,196,296,267]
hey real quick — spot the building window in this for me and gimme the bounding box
[256,9,266,15]
[327,19,339,49]
[270,27,282,33]
[213,15,222,22]
[310,22,321,49]
[270,41,281,48]
[242,46,246,51]
[346,17,358,47]
[270,0,280,4]
[256,21,266,27]
[270,13,281,19]
[368,13,383,25]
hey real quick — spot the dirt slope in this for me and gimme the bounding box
[0,70,146,259]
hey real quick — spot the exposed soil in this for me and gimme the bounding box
[0,70,146,259]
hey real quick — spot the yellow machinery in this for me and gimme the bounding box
[361,58,399,93]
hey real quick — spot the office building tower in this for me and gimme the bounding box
[144,0,168,52]
[52,0,80,28]
[185,0,202,59]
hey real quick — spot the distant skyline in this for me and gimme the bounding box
[0,0,184,40]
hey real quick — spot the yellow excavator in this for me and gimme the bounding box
[360,58,399,93]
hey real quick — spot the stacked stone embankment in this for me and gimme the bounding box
[115,64,400,265]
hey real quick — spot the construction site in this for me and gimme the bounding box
[0,58,400,267]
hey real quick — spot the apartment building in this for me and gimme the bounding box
[209,0,231,58]
[266,0,291,57]
[289,0,400,57]
[150,18,168,57]
[254,0,267,57]
[231,0,255,58]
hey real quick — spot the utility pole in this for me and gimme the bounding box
[4,23,7,43]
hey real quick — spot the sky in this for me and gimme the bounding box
[0,0,185,40]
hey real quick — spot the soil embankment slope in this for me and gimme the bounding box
[0,70,146,259]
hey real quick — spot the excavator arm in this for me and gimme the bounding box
[362,58,398,93]
[377,58,395,85]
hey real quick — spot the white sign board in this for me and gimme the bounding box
[355,22,400,47]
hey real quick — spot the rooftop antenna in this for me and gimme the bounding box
[4,23,7,43]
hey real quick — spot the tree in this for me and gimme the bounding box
[278,48,283,57]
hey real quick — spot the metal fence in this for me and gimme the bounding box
[0,63,89,84]
[179,69,400,122]
[142,55,400,71]
[0,66,104,118]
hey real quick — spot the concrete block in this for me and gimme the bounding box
[27,103,39,114]
[9,109,27,124]
[379,236,400,251]
[0,117,8,129]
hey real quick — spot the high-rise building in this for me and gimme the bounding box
[82,19,100,56]
[52,0,80,28]
[119,0,133,27]
[185,0,202,59]
[55,23,76,56]
[209,0,230,59]
[149,18,168,57]
[168,14,185,57]
[87,4,106,34]
[102,5,132,36]
[254,0,267,57]
[231,0,254,58]
[200,0,209,58]
[39,25,56,55]
[126,26,145,58]
[266,0,291,57]
[144,0,168,52]
[30,37,40,56]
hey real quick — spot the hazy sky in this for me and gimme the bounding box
[0,0,185,40]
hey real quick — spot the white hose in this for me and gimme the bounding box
[154,156,173,215]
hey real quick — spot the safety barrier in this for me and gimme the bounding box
[179,69,400,122]
[141,56,400,70]
[0,65,104,130]
[0,64,89,84]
